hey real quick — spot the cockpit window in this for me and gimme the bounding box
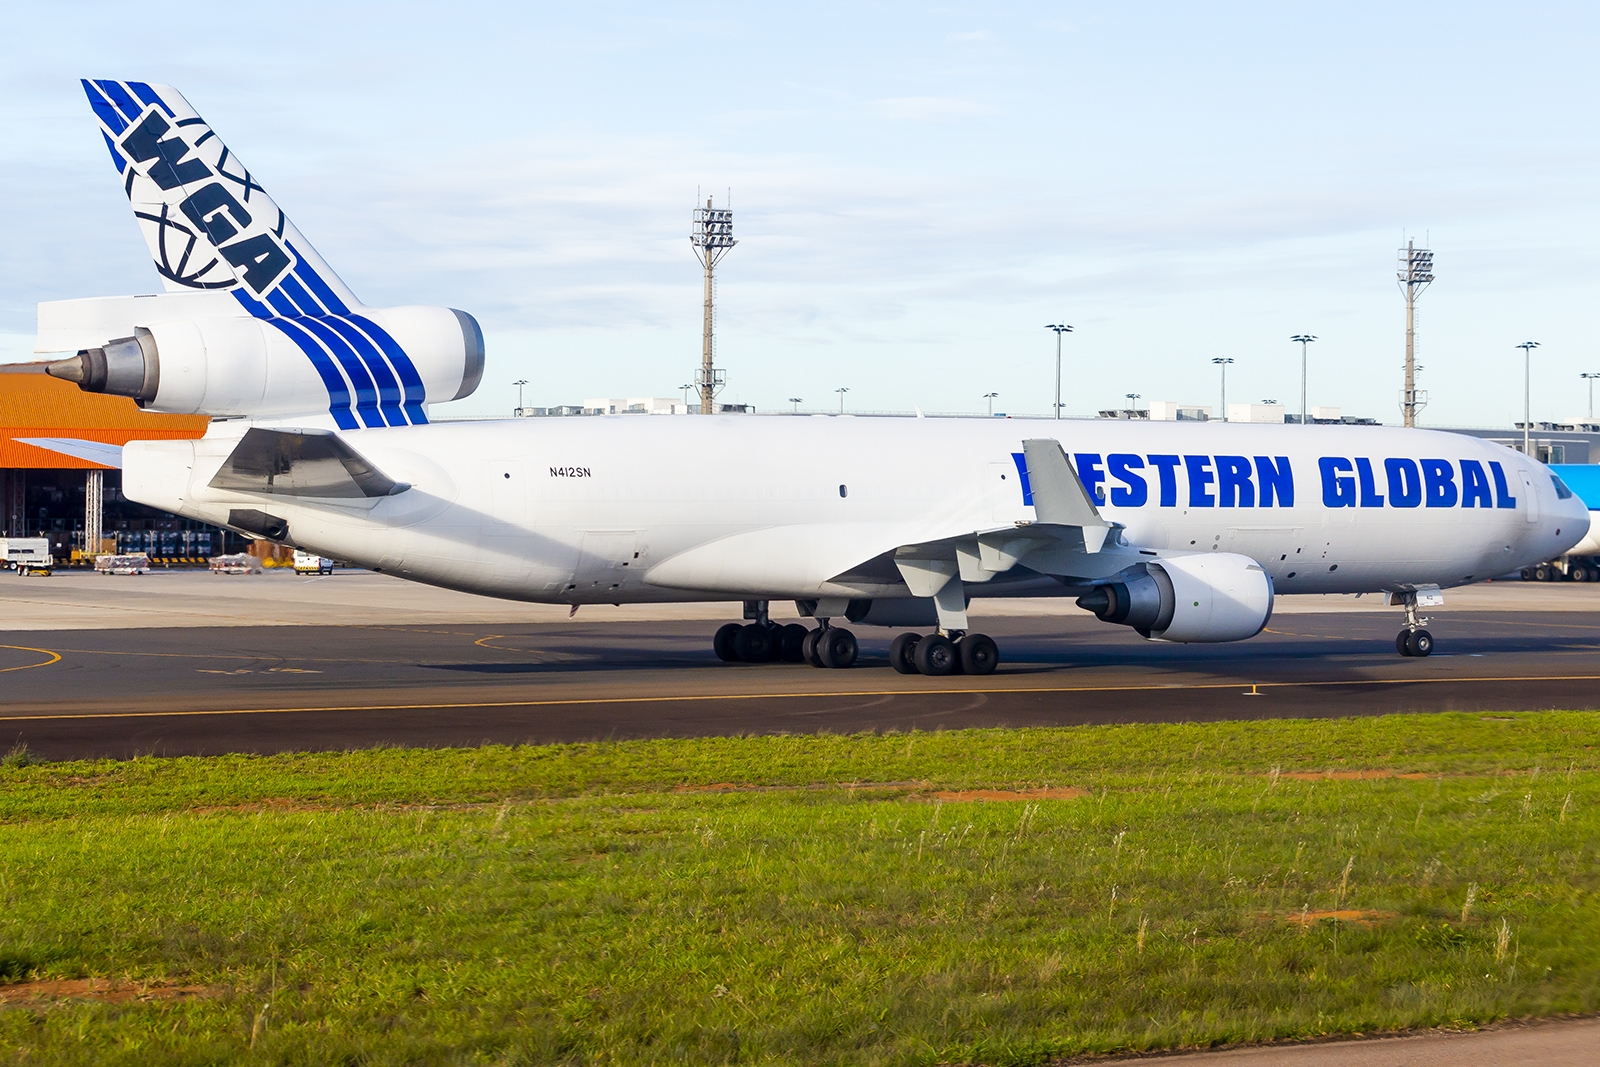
[1551,474,1574,500]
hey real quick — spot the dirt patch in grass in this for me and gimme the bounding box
[1277,770,1430,781]
[1272,909,1399,927]
[927,787,1085,802]
[0,978,224,1006]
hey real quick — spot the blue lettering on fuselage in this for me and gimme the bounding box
[1010,452,1520,511]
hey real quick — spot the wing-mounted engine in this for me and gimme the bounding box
[40,298,483,427]
[1076,553,1274,642]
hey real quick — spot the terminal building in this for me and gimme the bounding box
[0,365,247,564]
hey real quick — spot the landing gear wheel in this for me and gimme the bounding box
[1534,564,1553,582]
[888,633,922,675]
[913,634,957,676]
[1575,566,1592,583]
[1395,630,1413,657]
[1406,629,1434,657]
[733,623,773,662]
[818,627,858,669]
[714,623,742,663]
[802,628,826,668]
[957,633,999,676]
[777,623,809,663]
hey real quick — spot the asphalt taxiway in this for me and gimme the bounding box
[4,571,1600,759]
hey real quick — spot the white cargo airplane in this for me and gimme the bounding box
[27,81,1590,674]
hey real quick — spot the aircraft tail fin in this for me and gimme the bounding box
[81,79,360,316]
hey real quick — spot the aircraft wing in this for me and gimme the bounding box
[15,437,125,468]
[646,437,1135,598]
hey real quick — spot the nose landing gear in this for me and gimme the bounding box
[1393,590,1434,658]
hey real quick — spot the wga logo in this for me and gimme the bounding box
[117,107,296,298]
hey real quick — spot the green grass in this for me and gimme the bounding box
[0,712,1596,1065]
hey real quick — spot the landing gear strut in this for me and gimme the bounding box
[1394,592,1434,658]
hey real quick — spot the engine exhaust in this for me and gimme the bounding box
[45,329,159,404]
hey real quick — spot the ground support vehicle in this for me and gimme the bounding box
[94,553,151,575]
[2,538,53,577]
[293,550,334,575]
[209,553,262,575]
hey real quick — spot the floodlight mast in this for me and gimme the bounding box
[1397,241,1434,427]
[690,197,736,414]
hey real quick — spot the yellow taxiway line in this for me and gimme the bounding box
[0,645,62,673]
[3,671,1600,722]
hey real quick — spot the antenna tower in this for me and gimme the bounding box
[1397,240,1434,427]
[690,197,736,414]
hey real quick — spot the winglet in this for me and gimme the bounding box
[1021,438,1110,551]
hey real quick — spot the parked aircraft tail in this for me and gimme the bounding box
[80,79,358,317]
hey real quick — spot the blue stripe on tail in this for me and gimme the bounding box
[295,318,384,428]
[323,318,406,425]
[345,315,428,424]
[82,79,130,135]
[93,80,144,122]
[125,82,175,117]
[265,320,358,430]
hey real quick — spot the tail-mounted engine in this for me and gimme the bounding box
[45,304,483,427]
[1076,552,1274,642]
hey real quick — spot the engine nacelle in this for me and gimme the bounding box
[1076,552,1274,642]
[45,305,483,424]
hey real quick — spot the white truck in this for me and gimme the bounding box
[1,538,54,577]
[293,550,334,576]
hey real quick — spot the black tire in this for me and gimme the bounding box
[1407,629,1434,657]
[713,623,742,662]
[913,634,957,676]
[1575,566,1592,583]
[777,623,809,663]
[733,623,773,662]
[888,633,921,674]
[819,627,858,669]
[1396,631,1413,657]
[958,633,1000,675]
[1521,568,1534,580]
[1534,564,1553,582]
[802,628,825,668]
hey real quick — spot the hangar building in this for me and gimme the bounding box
[0,365,245,564]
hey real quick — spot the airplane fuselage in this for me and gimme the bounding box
[124,415,1588,610]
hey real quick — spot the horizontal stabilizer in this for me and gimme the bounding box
[208,428,409,499]
[15,437,124,468]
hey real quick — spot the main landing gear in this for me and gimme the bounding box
[1393,591,1434,658]
[712,601,858,668]
[887,631,1000,676]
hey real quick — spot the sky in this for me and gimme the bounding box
[4,2,1600,427]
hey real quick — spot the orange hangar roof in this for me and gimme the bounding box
[0,364,208,469]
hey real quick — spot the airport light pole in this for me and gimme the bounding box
[1518,341,1540,457]
[680,383,694,409]
[1212,357,1234,422]
[788,397,803,414]
[836,387,849,414]
[1398,242,1434,427]
[690,197,736,413]
[1125,392,1141,416]
[1582,373,1600,420]
[1046,324,1072,419]
[1291,335,1316,425]
[983,391,999,416]
[513,379,528,416]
